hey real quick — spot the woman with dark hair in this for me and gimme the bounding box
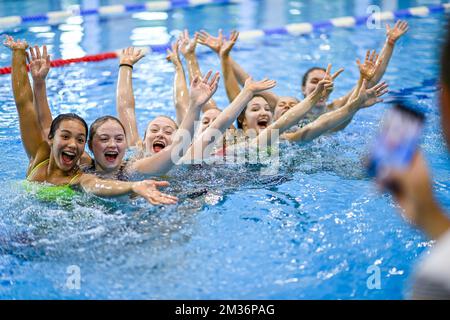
[4,36,177,205]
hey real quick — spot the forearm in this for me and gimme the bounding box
[286,102,357,143]
[369,41,394,87]
[12,49,44,158]
[116,65,140,146]
[229,55,279,108]
[33,79,53,139]
[229,55,250,86]
[173,63,189,125]
[185,53,217,111]
[416,199,450,241]
[221,53,241,102]
[193,89,253,153]
[79,175,134,197]
[270,94,319,134]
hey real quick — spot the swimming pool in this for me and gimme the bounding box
[0,0,449,299]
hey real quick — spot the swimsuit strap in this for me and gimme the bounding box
[68,172,81,185]
[26,159,49,180]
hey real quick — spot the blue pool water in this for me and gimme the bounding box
[0,0,450,299]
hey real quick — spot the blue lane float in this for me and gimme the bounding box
[0,0,241,28]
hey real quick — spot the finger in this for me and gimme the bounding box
[356,58,361,67]
[25,51,31,64]
[365,50,370,62]
[331,68,344,80]
[152,180,170,187]
[46,54,51,65]
[160,193,178,201]
[30,46,36,60]
[203,70,212,83]
[369,50,375,62]
[386,24,391,32]
[43,45,47,58]
[211,72,220,85]
[325,63,331,75]
[184,29,189,39]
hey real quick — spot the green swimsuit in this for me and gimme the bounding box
[24,159,80,202]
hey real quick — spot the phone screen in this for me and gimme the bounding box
[366,104,425,179]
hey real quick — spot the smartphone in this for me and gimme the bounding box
[366,103,425,179]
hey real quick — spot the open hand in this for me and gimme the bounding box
[386,20,409,45]
[166,40,182,66]
[197,29,223,54]
[219,30,239,57]
[179,29,198,57]
[243,77,277,94]
[189,70,220,106]
[119,47,145,66]
[27,45,51,81]
[131,180,178,205]
[356,50,382,81]
[3,35,28,50]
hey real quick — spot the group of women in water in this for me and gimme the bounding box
[4,20,408,205]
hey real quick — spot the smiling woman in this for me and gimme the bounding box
[4,36,178,205]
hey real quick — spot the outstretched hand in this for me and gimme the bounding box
[197,29,223,54]
[386,20,409,45]
[119,47,145,66]
[131,180,178,205]
[219,30,239,57]
[189,70,220,107]
[348,79,388,109]
[243,77,277,94]
[3,35,28,50]
[27,45,51,81]
[166,40,182,66]
[179,29,198,57]
[356,50,382,81]
[361,81,388,108]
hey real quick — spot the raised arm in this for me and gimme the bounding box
[265,67,336,134]
[179,30,217,111]
[167,40,189,125]
[327,21,407,111]
[4,36,44,160]
[28,45,53,140]
[77,174,178,205]
[285,80,388,143]
[182,77,276,161]
[198,29,280,108]
[369,20,408,87]
[220,31,241,102]
[130,71,220,176]
[116,47,145,147]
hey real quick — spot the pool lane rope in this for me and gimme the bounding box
[0,0,241,27]
[0,3,449,76]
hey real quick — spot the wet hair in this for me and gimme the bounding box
[442,19,450,87]
[302,67,326,88]
[236,95,269,129]
[143,115,178,140]
[48,113,88,140]
[88,116,126,151]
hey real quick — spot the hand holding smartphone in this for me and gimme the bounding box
[366,103,425,182]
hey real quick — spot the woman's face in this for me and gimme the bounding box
[50,119,86,172]
[90,120,127,172]
[302,69,327,107]
[243,96,273,134]
[200,109,221,132]
[273,96,299,120]
[144,117,177,154]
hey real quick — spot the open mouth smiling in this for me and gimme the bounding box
[152,140,166,153]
